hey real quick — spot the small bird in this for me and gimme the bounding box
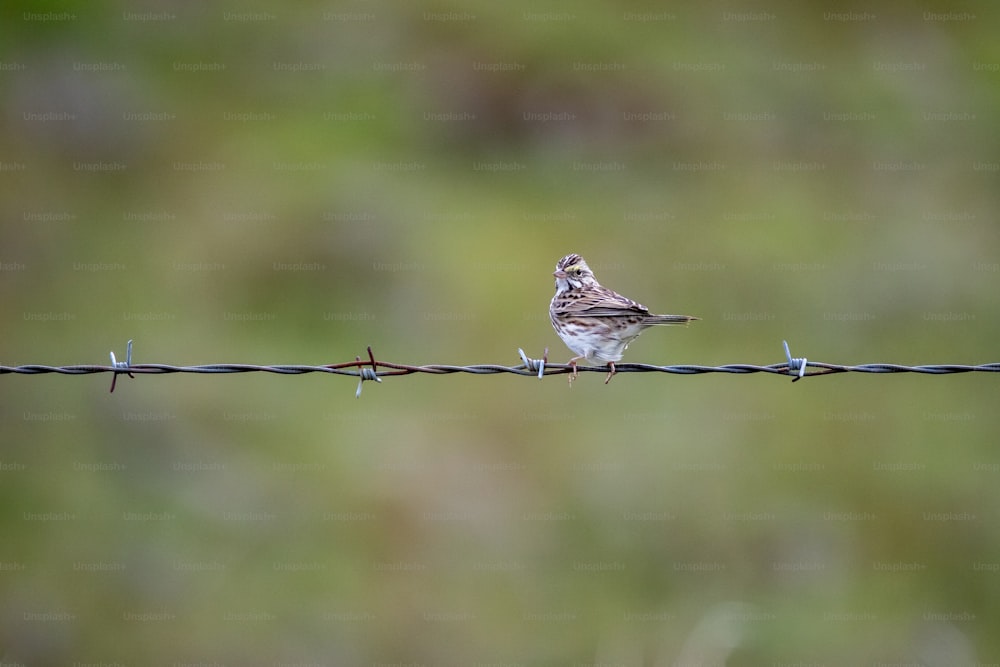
[549,253,698,384]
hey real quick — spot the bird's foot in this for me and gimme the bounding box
[567,358,580,386]
[604,362,617,384]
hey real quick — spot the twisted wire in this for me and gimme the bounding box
[3,358,999,380]
[2,340,998,396]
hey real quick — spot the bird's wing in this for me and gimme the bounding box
[563,286,650,317]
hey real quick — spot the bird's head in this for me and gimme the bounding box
[553,253,598,291]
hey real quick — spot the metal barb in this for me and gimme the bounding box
[355,347,382,398]
[518,347,548,380]
[783,340,807,382]
[109,339,135,393]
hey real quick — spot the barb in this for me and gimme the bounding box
[3,341,999,398]
[109,339,134,393]
[518,347,548,380]
[352,346,381,398]
[783,340,807,382]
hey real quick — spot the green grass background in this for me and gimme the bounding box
[2,1,999,664]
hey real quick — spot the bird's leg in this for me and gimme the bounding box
[567,356,582,385]
[604,362,617,384]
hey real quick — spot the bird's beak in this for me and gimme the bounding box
[553,269,567,279]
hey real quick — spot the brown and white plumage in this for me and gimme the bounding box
[549,253,698,383]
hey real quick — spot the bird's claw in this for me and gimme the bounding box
[604,362,617,384]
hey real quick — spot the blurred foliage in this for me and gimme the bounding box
[2,0,999,664]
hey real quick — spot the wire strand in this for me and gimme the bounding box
[5,362,1000,377]
[3,339,999,397]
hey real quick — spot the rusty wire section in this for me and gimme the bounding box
[1,341,999,397]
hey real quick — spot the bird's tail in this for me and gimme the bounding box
[644,314,699,326]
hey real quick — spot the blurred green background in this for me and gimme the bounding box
[2,1,999,664]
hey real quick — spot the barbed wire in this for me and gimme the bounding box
[2,340,998,397]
